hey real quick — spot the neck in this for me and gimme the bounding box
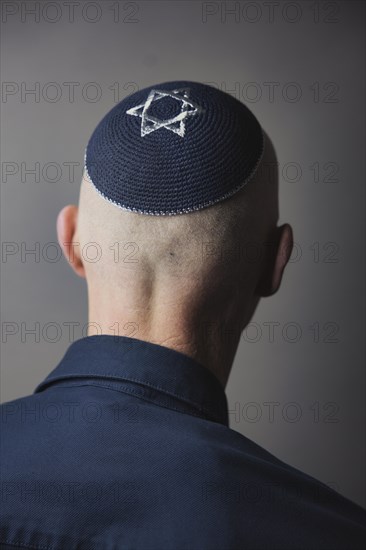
[86,282,247,388]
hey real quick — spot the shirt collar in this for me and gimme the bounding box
[34,335,229,426]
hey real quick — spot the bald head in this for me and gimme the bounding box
[75,131,278,296]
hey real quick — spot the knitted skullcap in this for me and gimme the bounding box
[84,80,264,216]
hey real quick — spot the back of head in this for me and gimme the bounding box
[77,81,278,293]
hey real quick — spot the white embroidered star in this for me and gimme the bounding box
[126,88,203,138]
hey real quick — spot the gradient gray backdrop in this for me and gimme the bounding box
[1,0,365,507]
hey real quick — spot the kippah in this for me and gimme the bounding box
[84,80,264,216]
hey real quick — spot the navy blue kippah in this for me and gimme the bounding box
[84,80,264,216]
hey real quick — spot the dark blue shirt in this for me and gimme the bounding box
[1,335,365,549]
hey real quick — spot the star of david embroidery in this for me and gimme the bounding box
[126,88,203,138]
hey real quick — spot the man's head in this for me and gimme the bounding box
[56,81,293,386]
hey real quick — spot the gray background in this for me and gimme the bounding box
[1,0,365,507]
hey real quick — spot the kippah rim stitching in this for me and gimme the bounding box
[83,125,265,216]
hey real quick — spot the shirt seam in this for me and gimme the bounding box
[37,373,226,421]
[43,380,226,425]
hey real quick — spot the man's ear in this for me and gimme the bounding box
[256,223,293,298]
[56,205,85,278]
